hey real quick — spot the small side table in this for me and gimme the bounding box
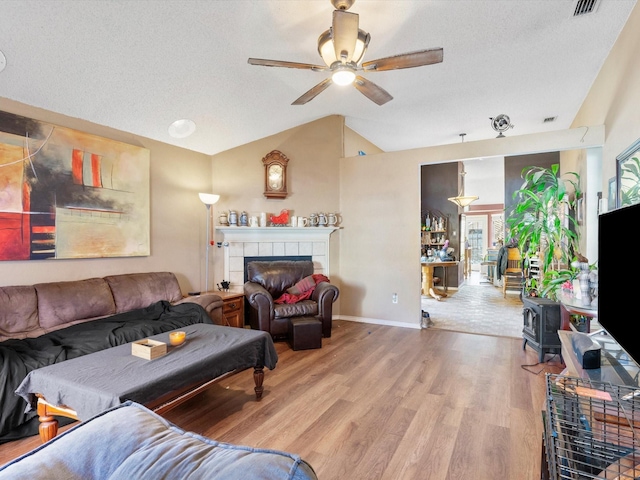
[213,290,245,328]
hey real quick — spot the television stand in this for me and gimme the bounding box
[558,330,640,387]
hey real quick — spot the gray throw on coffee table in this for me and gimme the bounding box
[16,324,277,424]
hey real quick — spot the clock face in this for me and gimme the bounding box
[268,164,284,190]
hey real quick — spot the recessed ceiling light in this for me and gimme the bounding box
[168,119,196,138]
[0,50,6,73]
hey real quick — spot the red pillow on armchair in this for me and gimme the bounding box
[274,274,330,304]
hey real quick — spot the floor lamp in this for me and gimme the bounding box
[199,193,220,292]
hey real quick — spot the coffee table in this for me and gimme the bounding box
[16,323,278,442]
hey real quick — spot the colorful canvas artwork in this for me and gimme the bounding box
[0,111,150,260]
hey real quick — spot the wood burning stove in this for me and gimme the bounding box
[522,296,561,363]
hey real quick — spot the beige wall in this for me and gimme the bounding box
[206,111,603,326]
[0,98,212,293]
[571,3,640,197]
[209,115,344,307]
[338,127,605,328]
[344,126,384,157]
[339,2,640,328]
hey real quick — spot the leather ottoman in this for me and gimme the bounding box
[288,317,322,350]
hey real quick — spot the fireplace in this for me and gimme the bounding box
[216,226,338,290]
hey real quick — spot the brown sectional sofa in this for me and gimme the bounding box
[0,272,223,342]
[0,272,224,442]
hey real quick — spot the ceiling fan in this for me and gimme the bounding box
[248,0,443,106]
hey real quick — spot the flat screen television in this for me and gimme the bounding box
[598,201,640,366]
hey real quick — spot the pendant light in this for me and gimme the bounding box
[448,166,478,208]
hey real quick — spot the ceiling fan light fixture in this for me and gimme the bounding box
[332,65,356,85]
[248,0,443,106]
[317,28,369,67]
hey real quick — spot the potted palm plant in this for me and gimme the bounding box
[506,164,581,299]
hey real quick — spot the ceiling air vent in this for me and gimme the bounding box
[543,116,557,123]
[573,0,599,16]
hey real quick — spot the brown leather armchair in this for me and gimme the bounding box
[244,260,339,339]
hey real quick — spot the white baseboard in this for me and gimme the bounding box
[334,315,421,330]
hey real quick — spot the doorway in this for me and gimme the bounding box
[419,147,600,339]
[466,215,487,271]
[421,156,517,338]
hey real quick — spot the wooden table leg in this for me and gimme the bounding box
[253,366,264,400]
[422,264,447,300]
[37,399,59,443]
[421,264,430,295]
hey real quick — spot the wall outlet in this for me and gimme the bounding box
[392,293,398,304]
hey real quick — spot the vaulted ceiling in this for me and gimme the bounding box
[0,0,635,156]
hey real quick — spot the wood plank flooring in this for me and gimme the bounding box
[0,320,564,479]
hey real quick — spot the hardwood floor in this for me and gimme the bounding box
[0,320,563,479]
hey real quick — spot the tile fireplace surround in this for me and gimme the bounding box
[216,226,339,289]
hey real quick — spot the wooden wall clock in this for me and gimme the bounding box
[262,150,289,199]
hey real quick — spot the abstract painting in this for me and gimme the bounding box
[0,111,150,260]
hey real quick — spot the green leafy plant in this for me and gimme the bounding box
[540,260,598,300]
[620,155,640,207]
[540,267,578,301]
[506,164,581,298]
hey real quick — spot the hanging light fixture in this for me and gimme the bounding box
[448,169,478,208]
[448,193,479,208]
[317,4,370,86]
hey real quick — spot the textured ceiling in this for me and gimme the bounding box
[0,0,636,155]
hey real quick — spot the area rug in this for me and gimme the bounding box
[421,283,524,338]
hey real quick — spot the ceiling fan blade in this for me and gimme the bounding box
[292,78,333,105]
[332,10,359,63]
[248,58,327,71]
[361,48,443,72]
[353,76,393,106]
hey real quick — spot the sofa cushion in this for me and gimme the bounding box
[247,261,314,297]
[105,272,182,313]
[34,278,116,330]
[0,286,41,341]
[274,300,318,319]
[0,401,317,480]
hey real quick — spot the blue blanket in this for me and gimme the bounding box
[0,401,317,480]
